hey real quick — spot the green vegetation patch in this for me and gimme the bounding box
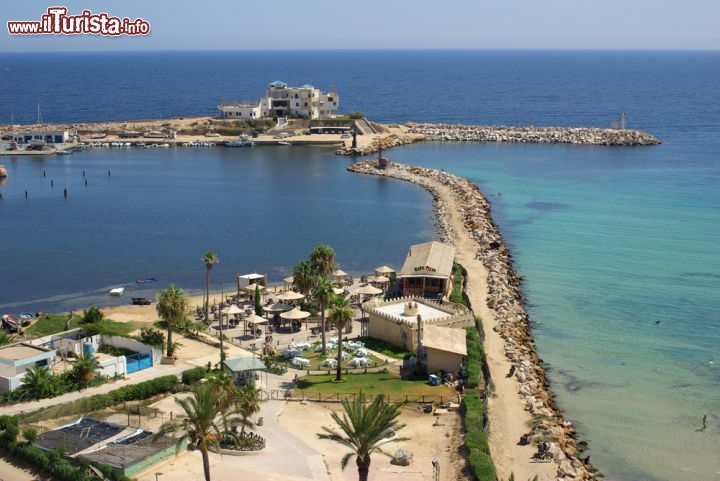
[296,372,455,398]
[357,337,413,360]
[25,313,82,337]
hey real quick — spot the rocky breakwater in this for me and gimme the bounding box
[335,131,426,156]
[406,122,661,146]
[348,159,598,481]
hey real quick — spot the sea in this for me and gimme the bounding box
[0,50,718,481]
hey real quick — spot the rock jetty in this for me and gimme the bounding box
[406,122,660,146]
[348,159,599,481]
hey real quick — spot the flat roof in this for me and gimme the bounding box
[0,343,51,361]
[371,300,450,323]
[35,418,128,455]
[422,324,467,356]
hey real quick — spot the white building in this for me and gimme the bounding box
[219,80,340,120]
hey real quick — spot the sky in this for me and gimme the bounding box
[2,0,719,52]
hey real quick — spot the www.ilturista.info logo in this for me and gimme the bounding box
[7,7,150,36]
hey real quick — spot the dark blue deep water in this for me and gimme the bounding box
[1,50,719,481]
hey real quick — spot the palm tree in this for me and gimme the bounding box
[205,367,237,411]
[202,251,219,326]
[19,365,54,400]
[329,296,354,381]
[292,260,314,297]
[70,352,101,386]
[318,392,408,481]
[157,383,243,481]
[313,276,336,355]
[309,244,336,278]
[235,383,261,432]
[156,284,189,358]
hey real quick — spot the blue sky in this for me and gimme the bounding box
[2,0,719,51]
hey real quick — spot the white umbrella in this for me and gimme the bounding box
[222,304,243,315]
[277,290,305,301]
[374,275,390,283]
[332,269,348,277]
[263,302,293,313]
[333,287,345,295]
[375,265,395,274]
[280,308,310,320]
[283,276,294,284]
[357,284,383,295]
[244,283,265,292]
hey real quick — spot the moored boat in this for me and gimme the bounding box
[132,297,152,305]
[136,277,159,284]
[19,312,35,326]
[2,314,21,331]
[109,287,125,296]
[224,135,254,147]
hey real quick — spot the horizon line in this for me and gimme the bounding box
[2,47,720,54]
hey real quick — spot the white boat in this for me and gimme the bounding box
[224,135,254,147]
[109,287,125,296]
[277,141,291,146]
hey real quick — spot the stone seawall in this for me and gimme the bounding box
[348,159,598,481]
[407,122,660,146]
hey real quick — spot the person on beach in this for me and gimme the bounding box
[703,414,708,429]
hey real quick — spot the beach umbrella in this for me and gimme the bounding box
[223,304,243,315]
[263,302,293,313]
[332,269,348,277]
[283,276,294,283]
[277,290,305,301]
[333,287,345,295]
[356,284,383,296]
[244,283,265,292]
[375,265,395,274]
[280,308,310,320]
[374,275,390,283]
[245,314,269,338]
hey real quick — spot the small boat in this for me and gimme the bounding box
[132,297,152,305]
[277,141,291,146]
[136,277,159,284]
[56,150,72,155]
[0,165,7,178]
[19,312,35,326]
[224,137,254,147]
[109,287,125,296]
[2,314,21,331]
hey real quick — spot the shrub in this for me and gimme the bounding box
[182,366,207,385]
[22,427,38,444]
[82,306,104,324]
[463,391,495,481]
[467,451,496,481]
[348,111,365,119]
[464,327,485,389]
[138,327,165,348]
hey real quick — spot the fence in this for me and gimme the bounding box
[260,389,459,405]
[125,350,153,374]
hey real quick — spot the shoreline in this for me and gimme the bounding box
[348,159,597,481]
[1,117,660,158]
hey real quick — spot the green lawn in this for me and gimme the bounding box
[24,313,82,337]
[296,371,455,398]
[24,314,144,338]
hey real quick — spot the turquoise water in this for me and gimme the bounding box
[391,142,720,481]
